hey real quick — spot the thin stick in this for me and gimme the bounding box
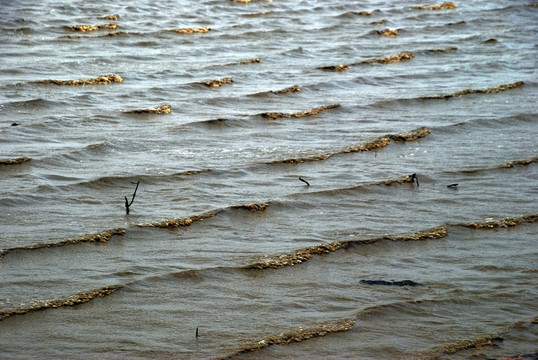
[124,181,140,215]
[299,177,310,186]
[196,327,199,339]
[410,173,419,186]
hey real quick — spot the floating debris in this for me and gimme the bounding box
[170,27,211,34]
[447,183,459,188]
[421,81,524,99]
[0,285,123,321]
[231,203,269,212]
[0,228,126,258]
[497,157,538,168]
[0,157,31,165]
[456,215,537,229]
[426,46,458,53]
[220,318,355,359]
[194,77,233,88]
[64,31,129,39]
[376,28,399,37]
[370,19,388,25]
[64,23,118,32]
[123,104,172,114]
[137,211,221,228]
[34,74,123,86]
[414,2,457,10]
[259,104,340,120]
[243,226,447,270]
[484,38,498,43]
[98,14,120,21]
[360,280,423,286]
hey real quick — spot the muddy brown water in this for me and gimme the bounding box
[0,0,536,359]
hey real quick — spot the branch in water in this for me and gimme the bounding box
[124,181,140,214]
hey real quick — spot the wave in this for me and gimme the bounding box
[317,51,415,71]
[224,57,261,66]
[452,156,538,174]
[189,77,233,88]
[0,157,32,166]
[453,214,537,229]
[258,103,340,120]
[61,31,129,39]
[266,126,430,165]
[242,213,536,270]
[64,24,118,32]
[122,104,172,114]
[369,81,526,108]
[73,168,212,188]
[32,74,123,86]
[420,81,524,100]
[242,226,448,270]
[0,285,122,322]
[218,318,355,360]
[0,228,125,258]
[413,3,457,11]
[136,202,269,228]
[418,316,538,360]
[248,84,302,97]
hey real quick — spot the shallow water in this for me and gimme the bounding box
[0,0,537,359]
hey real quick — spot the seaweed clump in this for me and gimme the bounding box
[414,2,457,10]
[231,203,269,212]
[34,74,123,86]
[170,27,211,33]
[260,104,340,120]
[123,104,172,114]
[0,157,32,165]
[195,77,234,88]
[421,81,524,99]
[0,228,126,258]
[220,319,355,359]
[456,215,537,229]
[0,285,123,321]
[376,28,399,37]
[64,24,118,32]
